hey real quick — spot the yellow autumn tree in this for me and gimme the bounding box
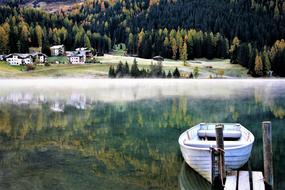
[254,54,263,76]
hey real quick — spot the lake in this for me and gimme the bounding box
[0,79,284,190]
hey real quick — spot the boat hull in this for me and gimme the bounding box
[178,123,254,183]
[180,143,253,183]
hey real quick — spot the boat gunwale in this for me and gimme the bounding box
[178,123,255,151]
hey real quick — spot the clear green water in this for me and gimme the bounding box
[0,79,284,190]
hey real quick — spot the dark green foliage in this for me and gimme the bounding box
[149,62,163,78]
[1,0,285,76]
[124,62,129,75]
[115,61,124,77]
[172,67,180,78]
[108,66,116,78]
[130,59,140,78]
[167,70,172,78]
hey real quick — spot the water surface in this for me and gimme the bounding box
[0,79,284,190]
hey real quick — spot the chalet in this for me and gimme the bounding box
[5,54,33,65]
[31,52,48,63]
[67,51,86,64]
[50,45,65,56]
[75,47,93,58]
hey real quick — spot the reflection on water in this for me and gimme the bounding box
[179,162,212,190]
[0,79,284,190]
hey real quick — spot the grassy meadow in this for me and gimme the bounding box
[0,54,249,78]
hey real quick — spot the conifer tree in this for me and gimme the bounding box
[173,67,180,78]
[131,58,140,78]
[180,40,188,65]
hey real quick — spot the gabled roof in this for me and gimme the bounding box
[5,53,32,59]
[50,45,64,49]
[30,52,47,57]
[67,51,86,57]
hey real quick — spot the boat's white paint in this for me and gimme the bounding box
[178,123,254,183]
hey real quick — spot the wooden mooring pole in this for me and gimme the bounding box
[213,124,225,188]
[262,121,273,189]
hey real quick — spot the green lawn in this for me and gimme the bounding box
[0,61,24,72]
[47,56,69,64]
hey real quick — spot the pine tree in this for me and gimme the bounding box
[261,49,271,76]
[116,61,124,77]
[131,58,140,78]
[125,62,129,75]
[173,67,180,78]
[167,70,172,78]
[108,66,116,78]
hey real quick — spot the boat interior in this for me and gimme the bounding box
[183,123,251,149]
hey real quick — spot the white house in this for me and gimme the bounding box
[5,54,33,65]
[50,45,65,56]
[67,51,86,64]
[75,47,93,58]
[0,55,4,61]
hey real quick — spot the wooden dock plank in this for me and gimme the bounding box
[238,171,250,190]
[224,171,264,190]
[252,171,265,190]
[224,171,237,190]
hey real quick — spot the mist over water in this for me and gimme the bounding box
[0,79,285,102]
[0,79,284,190]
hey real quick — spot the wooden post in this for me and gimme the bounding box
[214,124,225,187]
[262,121,273,189]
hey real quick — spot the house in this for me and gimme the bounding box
[50,45,65,56]
[67,51,86,64]
[75,47,93,58]
[31,52,47,63]
[5,54,33,65]
[0,55,4,61]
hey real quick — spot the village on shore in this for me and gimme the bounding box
[0,44,250,79]
[0,45,98,65]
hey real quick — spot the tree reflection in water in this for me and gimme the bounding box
[0,79,284,190]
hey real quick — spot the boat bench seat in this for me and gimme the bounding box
[198,129,241,139]
[184,140,244,148]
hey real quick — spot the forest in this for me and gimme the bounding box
[0,0,285,76]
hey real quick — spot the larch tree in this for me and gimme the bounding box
[137,29,145,54]
[180,40,188,65]
[0,26,9,54]
[230,36,240,64]
[171,38,178,60]
[128,33,134,54]
[35,24,43,48]
[254,54,263,77]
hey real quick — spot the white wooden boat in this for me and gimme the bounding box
[178,123,254,183]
